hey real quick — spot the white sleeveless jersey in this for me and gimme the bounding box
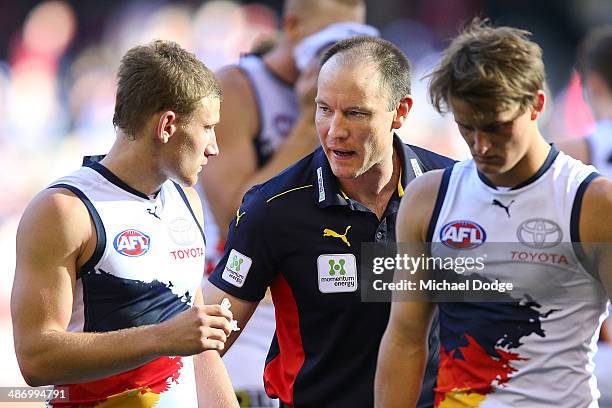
[587,120,612,178]
[238,53,299,166]
[429,147,609,407]
[48,161,205,407]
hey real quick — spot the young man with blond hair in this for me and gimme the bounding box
[12,40,237,407]
[376,20,612,407]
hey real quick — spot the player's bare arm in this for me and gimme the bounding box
[183,187,240,408]
[11,188,233,386]
[202,282,259,356]
[578,176,612,297]
[375,169,444,408]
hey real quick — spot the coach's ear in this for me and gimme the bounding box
[391,95,413,129]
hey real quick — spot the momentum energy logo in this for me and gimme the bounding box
[222,249,252,288]
[317,254,357,293]
[113,229,151,257]
[440,220,486,249]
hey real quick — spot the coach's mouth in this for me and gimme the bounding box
[331,149,356,160]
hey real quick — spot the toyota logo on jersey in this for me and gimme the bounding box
[113,229,151,257]
[440,220,486,249]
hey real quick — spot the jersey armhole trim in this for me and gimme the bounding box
[426,166,454,243]
[570,171,600,274]
[49,183,106,280]
[172,182,206,246]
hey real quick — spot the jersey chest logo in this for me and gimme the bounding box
[516,218,563,249]
[440,220,486,249]
[113,229,151,257]
[317,254,357,293]
[323,226,351,247]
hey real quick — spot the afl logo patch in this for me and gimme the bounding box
[440,220,486,249]
[113,229,151,257]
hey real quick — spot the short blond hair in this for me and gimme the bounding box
[113,40,222,138]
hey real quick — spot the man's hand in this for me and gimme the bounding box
[156,304,234,355]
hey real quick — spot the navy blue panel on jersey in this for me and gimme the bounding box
[82,269,191,332]
[49,183,107,279]
[427,166,454,242]
[209,134,454,408]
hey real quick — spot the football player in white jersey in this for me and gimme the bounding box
[12,41,238,407]
[376,19,612,408]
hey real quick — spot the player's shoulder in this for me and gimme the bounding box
[578,175,612,242]
[216,64,252,95]
[406,144,456,171]
[18,186,92,246]
[404,167,449,201]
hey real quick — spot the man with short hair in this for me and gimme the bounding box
[204,36,453,408]
[375,20,612,408]
[11,40,237,407]
[197,2,372,405]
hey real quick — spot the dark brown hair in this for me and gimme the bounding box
[113,40,222,138]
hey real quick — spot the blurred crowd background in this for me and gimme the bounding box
[1,0,612,405]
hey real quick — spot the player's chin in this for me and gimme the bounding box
[475,161,505,175]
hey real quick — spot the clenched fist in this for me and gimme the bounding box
[155,304,234,356]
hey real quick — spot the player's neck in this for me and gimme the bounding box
[485,136,552,189]
[100,138,165,198]
[263,43,300,85]
[339,147,400,219]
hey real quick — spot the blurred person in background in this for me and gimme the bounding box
[11,40,238,407]
[197,1,371,406]
[558,26,612,178]
[557,25,612,408]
